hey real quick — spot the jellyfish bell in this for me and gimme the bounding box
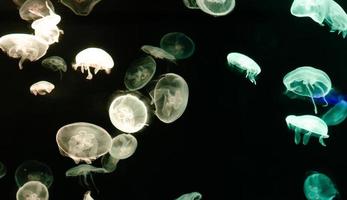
[16,181,49,200]
[160,32,195,60]
[13,0,27,8]
[321,99,347,126]
[304,171,339,200]
[141,45,176,63]
[19,0,55,21]
[175,192,202,200]
[41,56,67,79]
[290,0,329,24]
[30,81,55,96]
[15,160,54,188]
[196,0,236,17]
[110,134,138,160]
[59,0,102,16]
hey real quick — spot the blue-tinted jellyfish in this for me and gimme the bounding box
[175,192,202,200]
[160,32,195,60]
[0,161,6,179]
[321,99,347,126]
[41,56,67,79]
[59,0,102,16]
[304,171,339,200]
[226,52,261,85]
[141,45,176,63]
[16,181,49,200]
[283,66,332,114]
[15,160,54,188]
[196,0,236,17]
[285,115,329,146]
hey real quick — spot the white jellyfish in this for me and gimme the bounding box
[30,81,55,96]
[141,45,176,63]
[19,0,55,21]
[16,181,49,200]
[84,191,94,200]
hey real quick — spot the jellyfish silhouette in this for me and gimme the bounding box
[196,0,236,16]
[41,56,67,79]
[141,45,176,63]
[19,0,55,21]
[15,160,54,188]
[30,81,55,96]
[160,32,195,60]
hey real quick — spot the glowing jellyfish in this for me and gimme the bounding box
[110,134,137,159]
[66,164,107,191]
[0,161,6,179]
[304,171,339,200]
[15,160,53,188]
[19,0,55,21]
[285,115,329,146]
[59,0,102,16]
[321,100,347,126]
[196,0,236,17]
[0,34,49,69]
[84,191,94,200]
[56,122,112,164]
[175,192,202,200]
[183,0,200,9]
[226,52,261,85]
[109,94,148,133]
[283,66,332,114]
[160,32,195,60]
[324,0,347,38]
[41,56,67,79]
[30,81,55,96]
[141,45,176,62]
[72,47,114,80]
[16,181,49,200]
[124,56,156,91]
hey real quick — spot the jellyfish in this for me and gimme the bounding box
[183,0,200,9]
[83,191,94,200]
[109,94,148,133]
[226,52,261,85]
[304,171,339,200]
[41,56,67,79]
[196,0,236,17]
[141,45,176,63]
[59,0,102,16]
[30,81,55,96]
[56,122,112,164]
[101,153,119,173]
[160,32,195,60]
[0,34,49,69]
[15,160,53,188]
[16,181,49,200]
[0,161,6,179]
[13,0,27,7]
[19,0,55,21]
[283,66,332,114]
[72,47,114,80]
[285,115,329,146]
[124,56,156,91]
[324,0,347,38]
[321,99,347,126]
[175,192,202,200]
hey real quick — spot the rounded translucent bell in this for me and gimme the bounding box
[16,181,49,200]
[15,160,54,188]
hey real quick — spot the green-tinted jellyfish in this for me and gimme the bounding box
[160,32,195,60]
[226,52,261,85]
[285,115,329,146]
[19,0,55,21]
[175,192,202,200]
[15,160,53,188]
[322,99,347,126]
[196,0,236,17]
[183,0,200,9]
[324,0,347,38]
[0,161,6,179]
[304,171,339,200]
[66,164,107,191]
[42,56,67,79]
[124,56,156,91]
[59,0,102,16]
[283,66,332,114]
[141,45,176,63]
[16,181,49,200]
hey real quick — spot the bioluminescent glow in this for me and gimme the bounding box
[196,0,236,16]
[321,99,347,126]
[304,171,339,200]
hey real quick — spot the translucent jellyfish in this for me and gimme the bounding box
[56,122,112,164]
[285,115,329,146]
[0,161,6,179]
[59,0,102,16]
[196,0,236,17]
[321,99,347,126]
[304,171,339,200]
[72,48,114,80]
[15,160,54,188]
[183,0,200,9]
[0,34,49,69]
[16,181,49,200]
[83,191,94,200]
[13,0,27,7]
[109,94,148,133]
[151,73,189,123]
[141,45,176,63]
[226,52,261,85]
[30,81,55,96]
[324,0,347,38]
[19,0,55,21]
[110,134,137,159]
[160,32,195,60]
[175,192,202,200]
[283,66,332,114]
[124,56,156,91]
[101,153,119,173]
[66,164,107,191]
[41,56,67,79]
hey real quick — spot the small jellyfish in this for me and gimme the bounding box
[72,47,114,80]
[0,161,6,179]
[16,181,49,200]
[283,66,332,114]
[0,34,49,69]
[226,52,261,85]
[83,191,94,200]
[141,45,176,63]
[56,122,112,164]
[41,56,67,79]
[304,171,339,200]
[109,94,148,133]
[30,81,55,96]
[183,0,200,9]
[124,56,156,91]
[196,0,236,17]
[321,99,347,126]
[285,115,329,146]
[19,0,55,21]
[160,32,195,60]
[175,192,202,200]
[110,134,138,160]
[59,0,102,16]
[15,160,54,188]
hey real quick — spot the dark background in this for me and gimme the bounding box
[0,0,347,199]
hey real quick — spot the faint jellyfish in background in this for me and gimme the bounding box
[160,32,195,60]
[0,161,6,179]
[30,81,55,96]
[285,115,329,146]
[196,0,236,16]
[19,0,55,21]
[175,192,202,200]
[321,99,347,126]
[72,47,114,80]
[226,52,261,85]
[59,0,102,16]
[141,45,176,63]
[0,34,49,69]
[13,0,27,7]
[183,0,200,9]
[150,73,189,123]
[283,66,332,114]
[124,56,156,91]
[15,160,54,188]
[84,191,94,200]
[304,171,339,200]
[16,181,49,200]
[41,56,67,79]
[56,122,112,164]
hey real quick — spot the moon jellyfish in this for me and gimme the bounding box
[324,0,347,38]
[151,73,189,123]
[110,134,137,159]
[56,122,112,164]
[0,34,49,69]
[19,0,55,21]
[30,81,55,96]
[84,191,94,200]
[109,94,148,133]
[283,66,331,114]
[226,52,261,85]
[16,181,49,200]
[160,32,195,60]
[124,56,156,91]
[13,0,27,7]
[72,47,114,80]
[15,160,53,188]
[0,161,6,179]
[183,0,200,9]
[285,115,329,146]
[59,0,102,16]
[321,99,347,126]
[196,0,236,17]
[175,192,202,200]
[41,56,67,79]
[304,171,339,200]
[141,45,176,63]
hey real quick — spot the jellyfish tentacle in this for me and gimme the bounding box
[319,136,327,146]
[315,84,329,107]
[86,66,93,80]
[88,173,99,194]
[303,132,312,145]
[306,83,318,114]
[294,129,301,144]
[18,56,27,70]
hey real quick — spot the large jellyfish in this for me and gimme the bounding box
[285,115,329,146]
[321,99,347,126]
[72,47,114,80]
[0,161,6,179]
[160,32,195,60]
[304,171,339,200]
[59,0,102,16]
[56,122,112,164]
[15,160,54,188]
[19,0,55,21]
[175,192,202,200]
[283,66,332,114]
[141,45,176,63]
[196,0,236,16]
[0,34,49,69]
[16,181,49,200]
[66,164,107,191]
[30,81,55,96]
[41,56,67,79]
